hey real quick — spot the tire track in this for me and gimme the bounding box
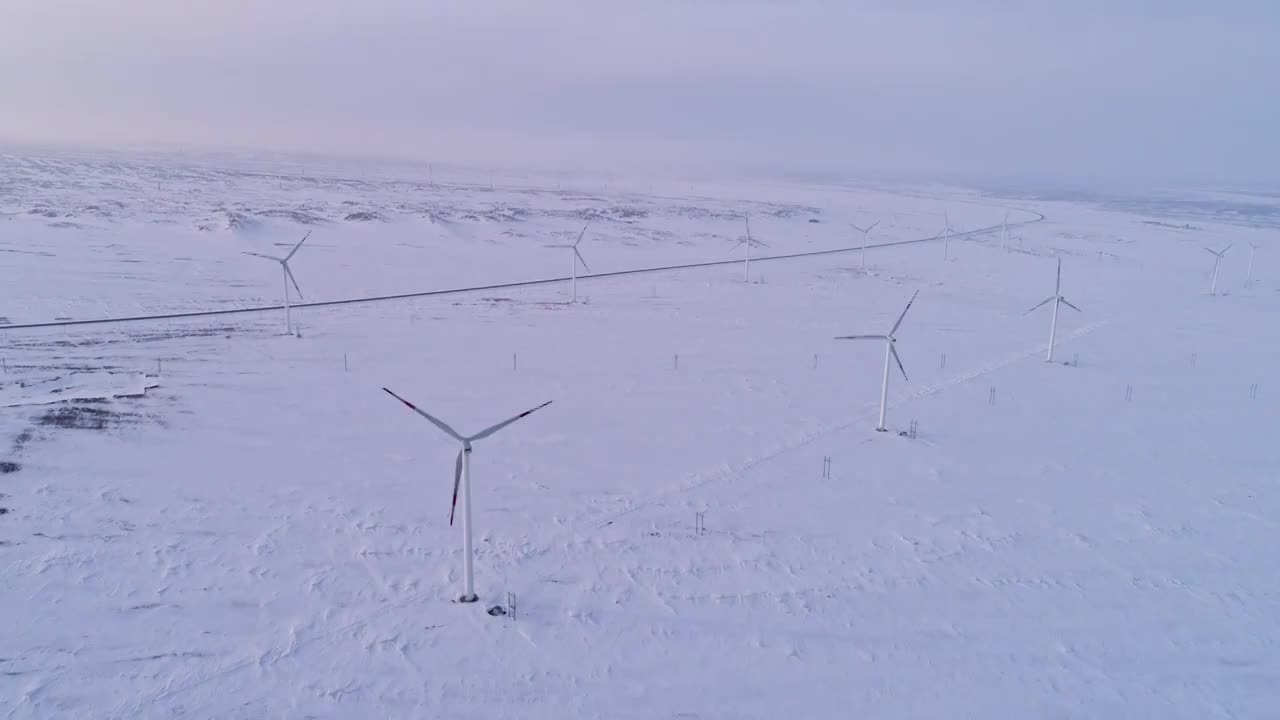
[592,319,1108,530]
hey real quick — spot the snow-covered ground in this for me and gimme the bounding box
[2,151,1278,718]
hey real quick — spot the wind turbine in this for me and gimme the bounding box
[729,214,767,282]
[1247,242,1260,285]
[1000,212,1010,251]
[244,231,309,334]
[547,223,592,303]
[850,220,879,270]
[835,290,919,432]
[941,211,957,261]
[1024,257,1081,363]
[382,388,552,603]
[1204,244,1231,295]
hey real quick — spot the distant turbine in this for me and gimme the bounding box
[835,290,919,432]
[1247,242,1259,285]
[1025,257,1081,363]
[547,224,592,303]
[729,214,768,282]
[941,210,957,261]
[850,220,879,270]
[244,232,309,334]
[1000,212,1010,251]
[382,388,552,603]
[1204,244,1232,295]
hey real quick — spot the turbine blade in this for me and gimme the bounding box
[1221,244,1233,255]
[834,334,888,340]
[575,248,591,273]
[867,220,880,233]
[1024,297,1055,315]
[381,388,466,442]
[574,223,590,248]
[1204,247,1220,257]
[450,448,463,526]
[284,264,303,299]
[468,400,553,442]
[1056,257,1062,295]
[891,344,909,382]
[890,290,919,336]
[243,252,281,261]
[1061,298,1082,312]
[285,231,311,261]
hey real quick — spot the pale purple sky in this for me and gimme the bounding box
[1,1,1275,182]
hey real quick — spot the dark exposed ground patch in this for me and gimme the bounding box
[37,404,142,431]
[9,324,238,350]
[0,461,19,474]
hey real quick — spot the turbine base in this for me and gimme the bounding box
[457,593,479,604]
[875,427,888,433]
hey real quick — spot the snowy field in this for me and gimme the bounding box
[2,151,1279,718]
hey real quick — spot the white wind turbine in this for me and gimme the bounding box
[941,210,957,261]
[383,388,552,603]
[729,214,767,282]
[244,231,310,334]
[547,223,592,303]
[1024,257,1081,363]
[1000,212,1010,251]
[835,290,919,432]
[1247,242,1260,285]
[1205,244,1232,295]
[850,220,879,270]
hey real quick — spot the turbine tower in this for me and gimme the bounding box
[835,290,919,432]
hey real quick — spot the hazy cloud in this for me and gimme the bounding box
[1,1,1276,183]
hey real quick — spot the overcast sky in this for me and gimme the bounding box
[1,1,1275,184]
